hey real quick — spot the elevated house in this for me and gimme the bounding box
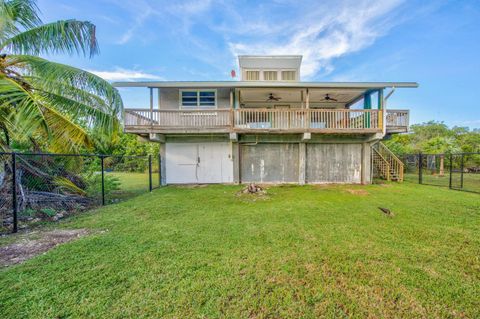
[116,55,416,185]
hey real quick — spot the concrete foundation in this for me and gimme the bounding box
[158,133,377,185]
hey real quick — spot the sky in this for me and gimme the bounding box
[37,0,480,128]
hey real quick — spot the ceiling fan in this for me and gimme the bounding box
[266,93,281,102]
[321,94,338,102]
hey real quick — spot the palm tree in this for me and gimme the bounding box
[0,0,122,153]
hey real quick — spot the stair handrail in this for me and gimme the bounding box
[377,142,404,182]
[372,147,391,181]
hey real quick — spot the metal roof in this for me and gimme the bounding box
[112,81,419,89]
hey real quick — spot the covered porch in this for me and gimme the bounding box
[119,82,413,134]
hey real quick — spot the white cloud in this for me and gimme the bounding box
[228,0,406,79]
[87,68,164,81]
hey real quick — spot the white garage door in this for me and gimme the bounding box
[166,142,233,184]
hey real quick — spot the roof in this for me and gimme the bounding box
[112,81,419,89]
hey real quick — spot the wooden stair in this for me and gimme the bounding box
[372,142,404,182]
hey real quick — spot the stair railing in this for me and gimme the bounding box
[372,147,391,181]
[374,142,404,182]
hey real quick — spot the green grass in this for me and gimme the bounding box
[1,184,479,318]
[106,171,160,202]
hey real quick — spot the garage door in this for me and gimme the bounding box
[166,143,233,184]
[306,144,362,183]
[240,143,299,183]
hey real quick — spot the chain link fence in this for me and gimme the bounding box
[1,152,161,234]
[401,153,480,193]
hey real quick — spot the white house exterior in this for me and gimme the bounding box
[116,55,416,185]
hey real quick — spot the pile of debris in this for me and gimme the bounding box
[240,183,267,195]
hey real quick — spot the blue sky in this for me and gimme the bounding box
[37,0,480,128]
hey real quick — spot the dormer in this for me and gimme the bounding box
[238,55,302,81]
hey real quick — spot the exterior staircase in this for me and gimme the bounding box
[372,142,404,182]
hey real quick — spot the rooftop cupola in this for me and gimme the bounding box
[238,55,302,81]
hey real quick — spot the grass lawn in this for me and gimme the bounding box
[105,171,160,202]
[1,183,479,318]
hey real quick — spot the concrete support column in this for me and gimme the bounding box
[232,142,241,184]
[299,142,306,185]
[159,143,166,185]
[361,142,371,185]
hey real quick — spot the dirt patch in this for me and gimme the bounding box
[0,229,89,267]
[345,189,369,196]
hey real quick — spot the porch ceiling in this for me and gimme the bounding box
[239,88,366,104]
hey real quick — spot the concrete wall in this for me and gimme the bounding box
[159,133,375,185]
[236,134,373,184]
[159,88,231,110]
[306,144,362,183]
[240,143,299,183]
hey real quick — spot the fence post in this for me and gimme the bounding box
[449,153,453,189]
[11,153,18,233]
[100,155,105,205]
[460,154,464,189]
[148,155,152,192]
[418,152,423,184]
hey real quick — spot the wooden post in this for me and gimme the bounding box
[305,88,310,130]
[149,87,153,126]
[439,154,445,176]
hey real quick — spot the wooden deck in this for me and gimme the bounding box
[124,108,409,134]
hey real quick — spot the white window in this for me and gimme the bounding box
[245,70,260,81]
[282,71,296,81]
[263,71,278,81]
[180,90,216,108]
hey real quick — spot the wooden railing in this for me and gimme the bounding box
[372,142,404,182]
[233,108,381,131]
[386,109,409,131]
[124,109,232,128]
[124,108,384,132]
[372,148,391,181]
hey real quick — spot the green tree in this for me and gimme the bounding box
[0,0,122,153]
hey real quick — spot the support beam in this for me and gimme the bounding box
[298,142,306,185]
[149,87,154,124]
[305,88,310,109]
[149,133,165,143]
[229,132,238,141]
[361,142,367,184]
[302,132,311,141]
[232,142,240,184]
[159,143,166,185]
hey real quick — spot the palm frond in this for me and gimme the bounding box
[1,19,98,57]
[9,55,122,114]
[0,76,93,152]
[0,0,41,39]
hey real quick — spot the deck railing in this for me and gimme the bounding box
[124,109,232,128]
[124,108,401,132]
[386,109,409,128]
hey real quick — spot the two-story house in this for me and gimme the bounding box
[116,55,416,185]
